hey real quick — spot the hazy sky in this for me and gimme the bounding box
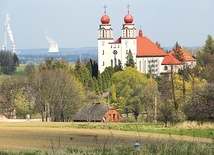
[0,0,213,50]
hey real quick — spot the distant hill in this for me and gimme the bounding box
[16,46,200,64]
[16,47,98,64]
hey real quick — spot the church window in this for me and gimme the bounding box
[111,45,112,48]
[102,50,104,55]
[126,50,128,54]
[139,61,142,72]
[111,60,113,67]
[102,30,105,38]
[105,30,107,38]
[164,66,168,70]
[102,61,105,66]
[118,45,119,48]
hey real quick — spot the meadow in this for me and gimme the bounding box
[0,122,213,154]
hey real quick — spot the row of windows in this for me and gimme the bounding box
[149,64,158,67]
[111,45,120,48]
[102,59,121,66]
[99,30,112,38]
[148,59,158,63]
[102,50,130,55]
[122,29,136,38]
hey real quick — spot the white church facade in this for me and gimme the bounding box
[98,8,196,75]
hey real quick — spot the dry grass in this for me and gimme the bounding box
[0,122,212,152]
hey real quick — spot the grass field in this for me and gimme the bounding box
[0,65,27,84]
[0,122,213,154]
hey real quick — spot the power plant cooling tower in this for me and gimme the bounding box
[48,42,59,52]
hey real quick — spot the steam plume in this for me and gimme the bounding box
[45,31,56,44]
[5,14,14,44]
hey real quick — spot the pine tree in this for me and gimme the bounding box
[203,35,214,55]
[172,42,184,62]
[125,49,135,67]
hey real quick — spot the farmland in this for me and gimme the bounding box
[0,122,213,154]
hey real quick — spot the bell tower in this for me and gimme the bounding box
[98,5,114,73]
[121,4,137,68]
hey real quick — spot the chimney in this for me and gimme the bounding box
[139,29,143,37]
[12,44,16,53]
[2,45,5,51]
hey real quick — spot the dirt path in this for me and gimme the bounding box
[0,124,212,152]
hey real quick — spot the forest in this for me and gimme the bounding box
[0,35,213,126]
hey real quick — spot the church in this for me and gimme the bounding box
[98,6,196,75]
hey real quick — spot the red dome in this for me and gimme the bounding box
[101,14,110,24]
[124,13,133,23]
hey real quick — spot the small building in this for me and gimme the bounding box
[73,103,123,122]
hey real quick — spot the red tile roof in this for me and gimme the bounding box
[162,54,182,65]
[136,36,167,57]
[109,37,121,44]
[169,49,195,61]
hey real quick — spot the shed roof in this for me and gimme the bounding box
[73,103,112,122]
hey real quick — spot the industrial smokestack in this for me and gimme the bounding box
[2,45,5,51]
[12,44,16,53]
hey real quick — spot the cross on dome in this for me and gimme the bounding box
[101,4,110,24]
[103,4,107,14]
[124,4,133,23]
[127,4,130,13]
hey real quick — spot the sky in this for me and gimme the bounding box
[0,0,214,50]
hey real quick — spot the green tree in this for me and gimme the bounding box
[86,59,98,79]
[125,50,135,67]
[38,58,69,71]
[24,62,35,75]
[112,67,148,121]
[172,42,184,62]
[203,35,214,55]
[0,50,19,73]
[74,59,95,91]
[197,35,214,83]
[13,53,19,67]
[185,83,214,122]
[29,69,85,122]
[0,77,31,118]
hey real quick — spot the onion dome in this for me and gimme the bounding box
[124,13,133,23]
[101,14,110,24]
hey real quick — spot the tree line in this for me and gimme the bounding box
[0,35,213,125]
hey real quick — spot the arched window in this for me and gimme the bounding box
[164,66,168,70]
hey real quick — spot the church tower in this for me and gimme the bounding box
[121,5,137,67]
[98,5,114,73]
